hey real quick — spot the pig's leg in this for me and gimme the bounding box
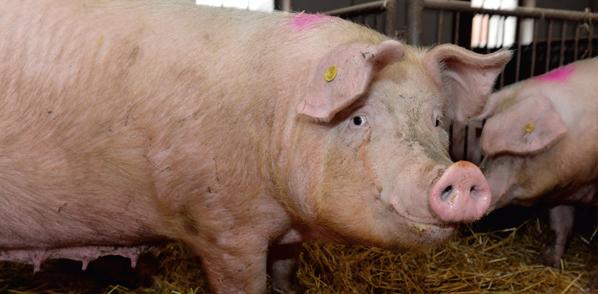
[542,205,575,268]
[271,258,299,293]
[268,229,303,293]
[193,238,269,294]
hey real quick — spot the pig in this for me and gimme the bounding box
[473,58,598,269]
[0,0,511,292]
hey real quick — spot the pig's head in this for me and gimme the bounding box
[475,83,569,210]
[279,40,511,248]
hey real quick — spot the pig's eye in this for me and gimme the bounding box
[351,115,367,127]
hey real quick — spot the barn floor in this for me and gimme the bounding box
[1,207,596,293]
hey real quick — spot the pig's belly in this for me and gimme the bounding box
[0,187,166,269]
[0,199,164,248]
[0,195,165,271]
[0,127,174,269]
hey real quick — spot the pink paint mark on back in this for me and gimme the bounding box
[290,13,331,31]
[536,64,575,82]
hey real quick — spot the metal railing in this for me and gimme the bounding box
[408,0,597,84]
[325,0,397,38]
[405,0,598,162]
[325,0,597,162]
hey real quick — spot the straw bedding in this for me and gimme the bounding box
[1,207,596,293]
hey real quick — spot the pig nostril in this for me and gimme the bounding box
[440,185,453,201]
[470,186,477,193]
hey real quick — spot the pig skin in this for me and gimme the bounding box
[0,0,510,292]
[475,58,598,276]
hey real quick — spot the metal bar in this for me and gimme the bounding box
[407,0,424,45]
[545,19,553,72]
[559,21,567,66]
[437,11,444,43]
[454,11,460,44]
[531,19,539,76]
[384,0,397,37]
[368,14,375,29]
[325,1,386,16]
[586,24,594,58]
[371,14,377,30]
[515,18,522,82]
[581,24,590,59]
[422,0,598,22]
[574,23,581,60]
[280,0,291,12]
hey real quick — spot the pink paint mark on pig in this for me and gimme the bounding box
[536,64,575,82]
[290,13,331,31]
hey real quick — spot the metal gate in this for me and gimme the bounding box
[327,0,598,162]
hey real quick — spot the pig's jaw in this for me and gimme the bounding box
[386,196,457,240]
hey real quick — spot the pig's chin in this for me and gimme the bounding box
[386,196,448,227]
[391,221,456,248]
[384,197,457,243]
[382,204,458,247]
[401,218,457,239]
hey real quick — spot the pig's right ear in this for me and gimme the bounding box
[298,40,404,122]
[424,44,512,123]
[481,95,567,156]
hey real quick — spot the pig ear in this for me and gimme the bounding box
[424,44,512,122]
[481,95,567,156]
[298,40,404,122]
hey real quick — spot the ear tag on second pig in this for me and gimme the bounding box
[523,122,535,134]
[324,65,337,82]
[481,95,567,156]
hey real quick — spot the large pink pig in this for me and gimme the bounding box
[474,58,598,268]
[0,0,510,292]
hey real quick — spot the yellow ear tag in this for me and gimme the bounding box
[523,122,535,134]
[324,65,337,82]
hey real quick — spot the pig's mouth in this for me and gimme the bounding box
[386,199,457,232]
[386,196,455,229]
[402,214,458,230]
[401,217,457,244]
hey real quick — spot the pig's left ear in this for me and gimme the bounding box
[424,44,512,122]
[481,95,567,156]
[298,40,404,122]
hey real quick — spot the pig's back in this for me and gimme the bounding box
[0,0,168,247]
[0,0,379,248]
[529,58,598,188]
[0,0,290,247]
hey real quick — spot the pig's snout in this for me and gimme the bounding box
[429,161,491,223]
